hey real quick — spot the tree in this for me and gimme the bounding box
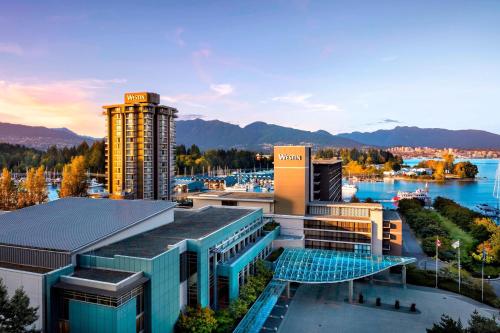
[427,311,500,333]
[442,152,455,173]
[60,156,88,198]
[0,278,8,328]
[0,168,17,211]
[176,306,217,333]
[426,314,464,333]
[0,280,40,333]
[453,162,479,179]
[467,310,500,333]
[349,195,360,203]
[17,167,47,208]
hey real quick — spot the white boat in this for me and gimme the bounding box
[393,185,431,205]
[342,184,358,200]
[224,183,250,192]
[87,179,109,198]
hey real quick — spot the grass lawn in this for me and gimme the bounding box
[430,211,474,250]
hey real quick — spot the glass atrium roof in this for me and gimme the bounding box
[273,248,416,283]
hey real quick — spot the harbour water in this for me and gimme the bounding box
[355,158,499,210]
[47,159,499,212]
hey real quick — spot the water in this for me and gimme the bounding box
[46,159,500,212]
[355,158,499,210]
[48,186,59,201]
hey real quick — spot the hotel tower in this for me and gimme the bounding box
[103,92,178,200]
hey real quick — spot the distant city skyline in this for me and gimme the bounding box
[1,0,499,137]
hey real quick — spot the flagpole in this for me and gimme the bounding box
[458,245,461,294]
[482,250,485,303]
[435,237,438,289]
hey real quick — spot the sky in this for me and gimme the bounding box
[0,0,499,137]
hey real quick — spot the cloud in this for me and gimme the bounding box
[0,78,126,137]
[380,118,400,124]
[271,93,341,111]
[365,118,402,126]
[0,42,23,56]
[177,113,206,120]
[210,84,234,96]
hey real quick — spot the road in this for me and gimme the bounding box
[402,221,446,271]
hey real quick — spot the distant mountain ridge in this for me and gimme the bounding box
[1,120,500,151]
[338,126,500,149]
[0,122,96,150]
[175,119,362,150]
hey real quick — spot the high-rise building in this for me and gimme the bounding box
[103,92,178,200]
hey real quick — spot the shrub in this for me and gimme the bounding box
[407,266,499,308]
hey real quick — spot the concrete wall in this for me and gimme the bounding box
[192,198,221,209]
[370,208,384,255]
[234,201,274,214]
[274,216,305,237]
[0,267,44,331]
[192,198,274,214]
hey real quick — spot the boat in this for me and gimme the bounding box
[224,183,250,192]
[476,204,500,217]
[393,187,431,205]
[87,179,109,198]
[342,184,358,200]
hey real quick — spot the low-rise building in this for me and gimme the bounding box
[0,198,277,333]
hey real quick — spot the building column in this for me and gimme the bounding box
[402,265,407,289]
[286,282,291,299]
[348,280,354,303]
[213,253,218,309]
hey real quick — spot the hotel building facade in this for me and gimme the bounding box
[190,145,403,256]
[103,92,178,200]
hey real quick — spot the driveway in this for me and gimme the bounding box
[402,221,446,271]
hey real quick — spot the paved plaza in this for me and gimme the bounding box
[278,282,498,333]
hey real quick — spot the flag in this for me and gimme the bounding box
[436,239,441,247]
[452,240,460,249]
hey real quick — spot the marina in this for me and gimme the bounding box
[47,158,500,217]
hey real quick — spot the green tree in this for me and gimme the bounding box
[176,306,217,333]
[214,309,235,333]
[467,310,500,333]
[0,283,39,333]
[60,156,88,198]
[0,278,8,328]
[426,314,464,333]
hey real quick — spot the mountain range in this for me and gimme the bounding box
[0,122,95,150]
[1,120,500,151]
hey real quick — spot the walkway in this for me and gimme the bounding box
[233,280,287,333]
[278,282,498,333]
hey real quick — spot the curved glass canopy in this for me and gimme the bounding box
[273,248,416,283]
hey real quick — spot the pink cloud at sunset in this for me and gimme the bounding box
[0,79,125,137]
